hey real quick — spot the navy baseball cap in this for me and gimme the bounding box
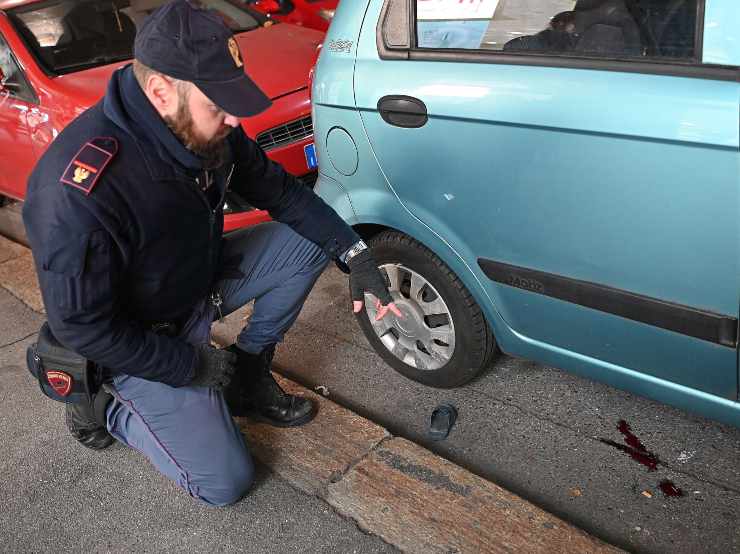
[134,0,271,117]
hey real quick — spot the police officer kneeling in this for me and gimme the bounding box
[23,0,399,507]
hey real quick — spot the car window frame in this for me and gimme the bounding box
[0,30,38,105]
[377,0,739,82]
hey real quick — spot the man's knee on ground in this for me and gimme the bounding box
[197,460,255,507]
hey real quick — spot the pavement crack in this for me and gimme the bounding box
[474,387,594,436]
[330,434,393,486]
[647,463,740,496]
[1,330,37,349]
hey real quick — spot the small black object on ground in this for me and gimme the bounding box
[429,403,458,441]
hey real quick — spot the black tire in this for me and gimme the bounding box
[355,230,497,388]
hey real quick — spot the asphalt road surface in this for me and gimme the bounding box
[214,266,740,554]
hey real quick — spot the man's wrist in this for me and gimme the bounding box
[340,240,368,265]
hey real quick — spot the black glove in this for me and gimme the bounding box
[348,248,393,306]
[190,344,236,390]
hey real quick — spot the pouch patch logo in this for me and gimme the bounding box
[228,37,243,68]
[46,370,73,397]
[61,137,118,195]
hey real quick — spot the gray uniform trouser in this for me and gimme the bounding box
[105,222,329,506]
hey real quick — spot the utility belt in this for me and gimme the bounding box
[26,320,178,404]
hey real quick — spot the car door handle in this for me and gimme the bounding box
[377,95,428,128]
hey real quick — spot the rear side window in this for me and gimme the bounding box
[416,0,699,62]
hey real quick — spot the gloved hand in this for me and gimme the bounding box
[348,249,402,320]
[190,344,236,390]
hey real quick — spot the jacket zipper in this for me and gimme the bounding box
[197,164,235,323]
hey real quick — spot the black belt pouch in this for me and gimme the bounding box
[26,322,102,404]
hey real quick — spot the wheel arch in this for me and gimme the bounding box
[353,227,497,387]
[350,219,512,355]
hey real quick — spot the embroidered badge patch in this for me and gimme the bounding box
[228,37,243,68]
[46,370,73,397]
[60,137,118,195]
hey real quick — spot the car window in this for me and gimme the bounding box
[7,0,264,75]
[0,33,36,103]
[416,0,699,62]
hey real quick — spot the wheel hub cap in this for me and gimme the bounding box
[365,263,455,371]
[392,300,428,341]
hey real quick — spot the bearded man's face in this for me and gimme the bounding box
[164,82,239,169]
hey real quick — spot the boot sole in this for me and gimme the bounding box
[72,429,115,450]
[246,403,318,428]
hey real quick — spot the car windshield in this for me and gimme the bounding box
[7,0,266,74]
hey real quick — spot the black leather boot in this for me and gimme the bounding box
[224,345,317,427]
[65,389,115,450]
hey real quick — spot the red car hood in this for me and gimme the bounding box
[235,24,323,99]
[52,23,322,106]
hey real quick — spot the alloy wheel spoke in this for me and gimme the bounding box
[409,273,425,302]
[391,340,410,361]
[432,340,453,356]
[429,324,454,345]
[383,265,402,292]
[413,348,439,370]
[419,296,447,316]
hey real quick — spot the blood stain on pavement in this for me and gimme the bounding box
[599,420,684,497]
[599,420,659,471]
[659,479,683,497]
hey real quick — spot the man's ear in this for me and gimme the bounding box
[145,74,178,118]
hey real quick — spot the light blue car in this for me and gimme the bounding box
[312,0,740,427]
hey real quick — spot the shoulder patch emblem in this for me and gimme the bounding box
[60,137,118,195]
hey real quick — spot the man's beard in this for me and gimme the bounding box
[164,101,231,170]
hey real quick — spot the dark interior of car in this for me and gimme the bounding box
[503,0,696,61]
[52,3,137,69]
[9,1,137,73]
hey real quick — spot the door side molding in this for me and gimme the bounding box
[478,258,738,348]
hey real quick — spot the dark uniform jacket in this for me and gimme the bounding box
[22,65,359,387]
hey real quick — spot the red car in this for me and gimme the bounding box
[245,0,336,32]
[0,0,322,232]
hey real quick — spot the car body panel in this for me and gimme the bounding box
[0,2,317,226]
[0,16,43,198]
[0,88,36,198]
[314,0,740,426]
[233,23,322,98]
[248,0,337,32]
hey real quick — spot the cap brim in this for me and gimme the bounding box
[196,73,272,118]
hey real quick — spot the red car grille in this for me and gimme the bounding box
[256,116,313,150]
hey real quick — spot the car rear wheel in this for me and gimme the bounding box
[355,231,497,388]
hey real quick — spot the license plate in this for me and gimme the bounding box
[304,143,317,170]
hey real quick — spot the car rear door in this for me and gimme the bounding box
[0,30,38,200]
[354,0,739,399]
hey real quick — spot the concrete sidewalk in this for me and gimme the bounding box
[0,236,620,553]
